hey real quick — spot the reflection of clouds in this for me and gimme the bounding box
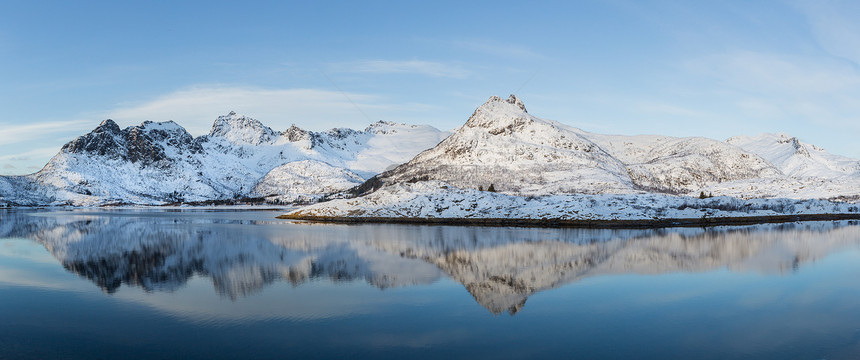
[0,239,93,291]
[3,210,860,317]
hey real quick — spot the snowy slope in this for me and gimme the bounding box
[251,160,364,203]
[287,181,860,221]
[3,94,860,207]
[378,95,633,194]
[582,132,781,193]
[288,96,860,220]
[375,95,784,196]
[727,133,860,178]
[0,114,448,206]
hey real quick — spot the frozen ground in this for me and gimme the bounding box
[287,181,860,221]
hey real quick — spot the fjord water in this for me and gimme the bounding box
[3,210,860,359]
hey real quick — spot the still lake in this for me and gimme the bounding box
[3,209,860,359]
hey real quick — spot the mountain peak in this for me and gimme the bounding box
[209,112,277,145]
[483,94,527,113]
[507,94,527,112]
[95,119,121,134]
[464,94,535,132]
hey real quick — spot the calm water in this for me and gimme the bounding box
[3,209,860,359]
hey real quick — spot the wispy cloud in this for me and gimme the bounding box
[687,51,860,94]
[0,147,61,162]
[329,60,470,78]
[796,1,860,67]
[0,120,92,146]
[679,50,860,156]
[0,147,60,175]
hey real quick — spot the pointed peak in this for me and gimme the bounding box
[481,94,527,113]
[464,95,535,132]
[209,112,277,145]
[284,124,310,142]
[507,94,527,112]
[95,119,121,134]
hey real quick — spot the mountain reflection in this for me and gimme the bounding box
[3,210,860,315]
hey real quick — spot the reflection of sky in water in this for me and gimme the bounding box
[3,210,860,358]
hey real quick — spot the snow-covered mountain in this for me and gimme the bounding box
[369,95,859,200]
[727,133,860,178]
[3,94,859,207]
[0,113,449,206]
[375,95,785,196]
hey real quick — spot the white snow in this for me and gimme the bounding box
[0,114,449,206]
[727,132,860,178]
[3,95,860,208]
[251,160,364,203]
[288,180,860,220]
[379,95,787,197]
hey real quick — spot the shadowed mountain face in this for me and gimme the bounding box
[3,210,860,314]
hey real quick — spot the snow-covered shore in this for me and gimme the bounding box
[281,181,860,227]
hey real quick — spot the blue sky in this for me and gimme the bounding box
[2,0,860,175]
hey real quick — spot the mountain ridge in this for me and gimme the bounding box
[2,95,859,207]
[0,113,449,206]
[371,95,790,196]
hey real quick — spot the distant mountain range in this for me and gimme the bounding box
[0,112,448,206]
[2,95,859,207]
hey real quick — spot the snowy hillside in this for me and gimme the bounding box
[251,160,364,204]
[375,95,786,196]
[287,95,860,222]
[285,180,860,221]
[0,113,448,206]
[727,133,860,178]
[359,95,860,201]
[2,94,859,208]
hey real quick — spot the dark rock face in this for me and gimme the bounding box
[62,119,124,157]
[61,120,199,166]
[284,125,310,142]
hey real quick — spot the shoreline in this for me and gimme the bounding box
[277,213,860,229]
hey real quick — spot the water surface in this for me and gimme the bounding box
[2,209,860,359]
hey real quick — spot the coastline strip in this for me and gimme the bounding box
[276,213,860,229]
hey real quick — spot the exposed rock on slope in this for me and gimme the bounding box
[0,114,448,206]
[374,95,782,196]
[727,133,860,178]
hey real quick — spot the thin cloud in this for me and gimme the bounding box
[687,51,860,94]
[330,60,470,78]
[0,120,92,146]
[796,1,860,67]
[0,147,61,162]
[0,147,61,175]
